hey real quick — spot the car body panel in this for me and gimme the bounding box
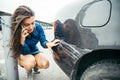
[52,41,91,76]
[52,0,120,78]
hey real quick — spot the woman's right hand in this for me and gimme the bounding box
[20,28,29,46]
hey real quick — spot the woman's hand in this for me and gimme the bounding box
[46,39,61,48]
[20,28,29,46]
[46,39,61,54]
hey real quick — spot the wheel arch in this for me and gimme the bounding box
[70,49,120,80]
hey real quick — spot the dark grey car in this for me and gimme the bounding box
[52,0,120,80]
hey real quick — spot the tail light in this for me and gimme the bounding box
[53,20,57,32]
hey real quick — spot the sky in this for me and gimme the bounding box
[0,0,75,23]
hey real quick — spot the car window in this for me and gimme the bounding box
[78,0,112,27]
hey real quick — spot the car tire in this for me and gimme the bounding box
[80,59,120,80]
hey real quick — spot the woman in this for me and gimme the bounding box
[10,5,60,77]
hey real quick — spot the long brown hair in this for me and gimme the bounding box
[10,5,35,58]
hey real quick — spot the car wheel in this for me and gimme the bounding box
[80,59,120,80]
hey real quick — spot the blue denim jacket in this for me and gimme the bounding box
[20,22,48,55]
